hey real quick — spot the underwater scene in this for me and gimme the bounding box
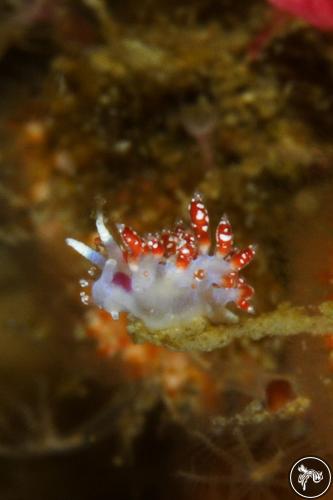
[2,0,333,499]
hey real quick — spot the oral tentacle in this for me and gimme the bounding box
[66,238,106,268]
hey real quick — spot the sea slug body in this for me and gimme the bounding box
[66,194,256,330]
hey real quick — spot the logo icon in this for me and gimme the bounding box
[289,456,332,498]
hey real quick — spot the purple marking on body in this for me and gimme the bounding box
[112,271,132,292]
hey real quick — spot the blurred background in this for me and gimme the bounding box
[1,0,333,498]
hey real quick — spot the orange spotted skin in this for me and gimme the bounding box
[161,230,177,258]
[230,245,256,271]
[216,215,233,257]
[118,225,145,259]
[189,193,211,254]
[145,236,164,257]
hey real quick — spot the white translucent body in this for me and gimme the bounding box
[92,253,240,329]
[67,215,242,330]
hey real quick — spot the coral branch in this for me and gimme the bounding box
[128,301,333,352]
[211,396,310,429]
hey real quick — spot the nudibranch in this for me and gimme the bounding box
[66,194,256,330]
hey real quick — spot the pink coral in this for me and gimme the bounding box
[268,0,333,30]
